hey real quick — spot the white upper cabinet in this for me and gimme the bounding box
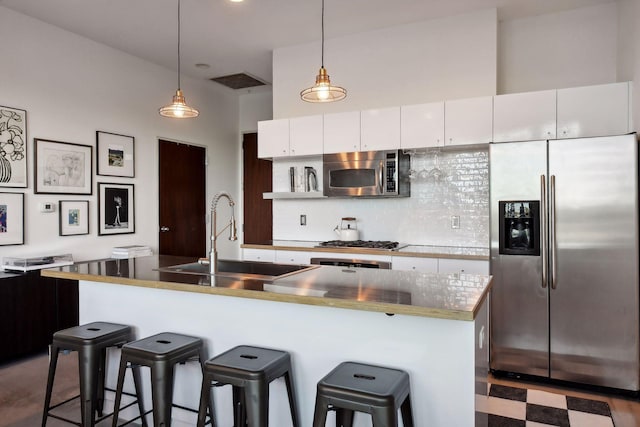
[258,119,289,158]
[400,102,445,149]
[493,90,557,143]
[289,115,323,157]
[360,107,401,151]
[323,111,361,154]
[557,82,631,139]
[444,96,493,146]
[259,116,323,158]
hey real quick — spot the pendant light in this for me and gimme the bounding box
[159,0,199,118]
[300,0,346,103]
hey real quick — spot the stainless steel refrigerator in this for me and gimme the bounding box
[489,133,640,391]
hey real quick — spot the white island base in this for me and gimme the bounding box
[79,280,488,427]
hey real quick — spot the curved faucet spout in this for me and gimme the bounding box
[209,191,238,274]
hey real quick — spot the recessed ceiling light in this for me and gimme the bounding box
[229,0,244,2]
[195,63,211,69]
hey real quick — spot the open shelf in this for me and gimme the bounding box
[263,192,327,200]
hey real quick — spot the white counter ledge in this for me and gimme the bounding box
[41,256,491,426]
[241,241,490,261]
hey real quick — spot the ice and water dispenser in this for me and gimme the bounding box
[498,201,540,256]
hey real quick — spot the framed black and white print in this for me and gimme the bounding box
[98,183,134,235]
[0,105,27,188]
[96,131,134,177]
[34,139,92,194]
[0,192,24,245]
[59,200,89,236]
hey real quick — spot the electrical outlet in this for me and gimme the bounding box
[451,215,460,229]
[300,214,307,226]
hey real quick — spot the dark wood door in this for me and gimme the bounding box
[158,140,206,257]
[243,133,272,244]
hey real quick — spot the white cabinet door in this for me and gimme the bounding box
[493,90,556,143]
[557,82,630,139]
[401,102,445,149]
[289,115,323,157]
[361,107,401,151]
[445,96,493,146]
[438,259,489,275]
[242,249,276,262]
[323,111,360,154]
[391,256,438,272]
[258,119,289,158]
[275,250,312,265]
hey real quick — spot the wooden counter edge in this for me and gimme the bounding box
[41,268,491,322]
[241,243,489,261]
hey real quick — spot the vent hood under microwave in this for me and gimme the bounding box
[323,150,410,198]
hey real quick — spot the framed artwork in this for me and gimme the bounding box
[96,131,135,177]
[0,192,24,245]
[34,139,92,194]
[0,105,27,188]
[59,200,89,236]
[98,182,134,235]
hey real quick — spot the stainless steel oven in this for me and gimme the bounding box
[310,257,391,269]
[323,150,410,197]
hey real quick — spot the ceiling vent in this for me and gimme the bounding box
[210,73,267,90]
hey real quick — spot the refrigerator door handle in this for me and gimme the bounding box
[540,174,547,288]
[550,174,557,289]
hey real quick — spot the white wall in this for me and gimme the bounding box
[633,0,640,132]
[273,9,497,119]
[239,90,273,133]
[498,3,618,94]
[0,6,241,262]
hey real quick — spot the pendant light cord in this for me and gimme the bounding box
[177,0,181,90]
[321,0,324,68]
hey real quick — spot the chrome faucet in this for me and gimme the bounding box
[209,191,238,274]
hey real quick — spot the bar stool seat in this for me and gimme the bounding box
[42,321,145,427]
[197,345,300,427]
[312,361,414,427]
[111,332,206,427]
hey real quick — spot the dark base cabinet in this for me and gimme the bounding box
[0,271,78,364]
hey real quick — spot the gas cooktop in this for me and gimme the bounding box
[317,240,406,251]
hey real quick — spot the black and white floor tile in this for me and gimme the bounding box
[483,384,615,427]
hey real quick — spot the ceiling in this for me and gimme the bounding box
[0,0,616,90]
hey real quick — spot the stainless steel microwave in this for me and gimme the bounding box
[323,150,410,197]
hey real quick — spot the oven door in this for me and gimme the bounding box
[323,159,384,197]
[310,258,391,269]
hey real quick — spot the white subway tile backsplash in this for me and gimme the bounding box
[272,148,489,247]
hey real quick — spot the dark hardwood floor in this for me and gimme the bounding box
[2,352,639,426]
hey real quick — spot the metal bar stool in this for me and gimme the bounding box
[42,321,146,427]
[312,361,414,427]
[196,345,300,427]
[111,332,207,427]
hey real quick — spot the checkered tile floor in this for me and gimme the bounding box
[484,384,614,427]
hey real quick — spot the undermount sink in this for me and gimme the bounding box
[156,259,317,280]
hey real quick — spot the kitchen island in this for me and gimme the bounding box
[42,255,492,427]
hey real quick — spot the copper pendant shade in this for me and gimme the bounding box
[159,0,199,118]
[300,0,347,103]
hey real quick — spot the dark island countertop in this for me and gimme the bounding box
[41,255,492,321]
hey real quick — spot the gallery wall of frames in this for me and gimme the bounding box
[0,104,136,246]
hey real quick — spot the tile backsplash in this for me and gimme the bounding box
[272,147,489,247]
